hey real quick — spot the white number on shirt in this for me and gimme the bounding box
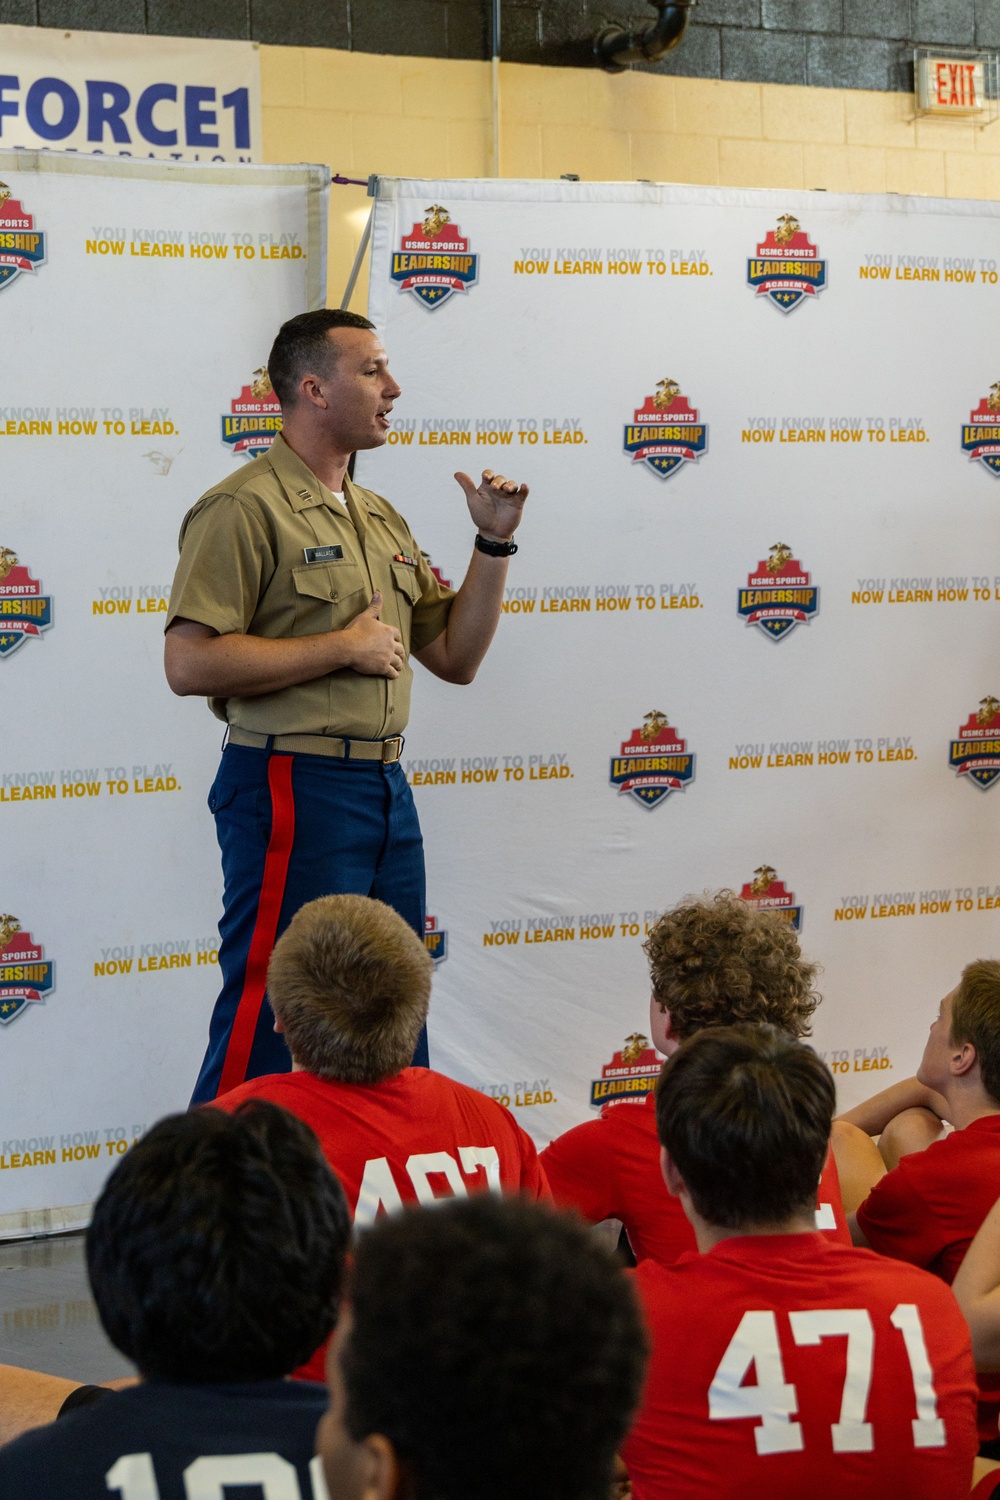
[354,1147,503,1225]
[708,1309,804,1454]
[106,1455,159,1500]
[106,1451,325,1499]
[708,1303,945,1453]
[891,1303,947,1447]
[183,1453,301,1498]
[788,1309,874,1452]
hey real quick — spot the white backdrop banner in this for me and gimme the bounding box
[0,150,326,1236]
[360,176,1000,1144]
[0,25,261,162]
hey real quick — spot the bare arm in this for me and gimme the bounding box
[0,1365,82,1444]
[953,1196,1000,1369]
[414,469,528,686]
[838,1076,951,1136]
[829,1119,887,1216]
[164,593,405,698]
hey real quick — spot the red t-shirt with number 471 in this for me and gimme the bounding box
[623,1233,977,1500]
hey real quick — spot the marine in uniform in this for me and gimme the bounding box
[165,309,527,1103]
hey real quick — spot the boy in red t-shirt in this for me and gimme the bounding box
[846,961,1000,1448]
[213,894,549,1376]
[541,892,884,1262]
[623,1024,978,1500]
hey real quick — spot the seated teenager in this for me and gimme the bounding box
[847,962,1000,1450]
[214,894,549,1375]
[317,1194,647,1500]
[0,1102,349,1497]
[622,1024,978,1500]
[541,892,883,1262]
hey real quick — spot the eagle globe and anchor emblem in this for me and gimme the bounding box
[747,213,827,312]
[590,1031,664,1108]
[738,542,820,640]
[739,865,804,931]
[623,377,708,479]
[0,181,47,293]
[390,204,479,309]
[950,696,1000,788]
[0,546,54,658]
[962,381,1000,476]
[221,366,283,461]
[609,710,696,808]
[0,915,57,1024]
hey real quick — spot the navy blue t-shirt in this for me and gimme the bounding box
[0,1379,329,1499]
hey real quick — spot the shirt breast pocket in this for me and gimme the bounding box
[390,561,421,626]
[291,560,368,634]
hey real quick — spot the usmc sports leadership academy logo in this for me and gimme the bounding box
[391,204,479,309]
[221,367,282,461]
[424,915,448,965]
[610,710,695,809]
[738,543,819,640]
[950,696,1000,789]
[962,382,1000,476]
[590,1032,663,1109]
[0,547,53,658]
[747,214,827,312]
[740,865,803,931]
[0,182,46,293]
[623,378,708,480]
[0,915,55,1025]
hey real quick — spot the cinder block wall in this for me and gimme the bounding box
[7,1,1000,305]
[257,48,1000,309]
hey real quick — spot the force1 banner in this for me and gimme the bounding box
[0,25,261,163]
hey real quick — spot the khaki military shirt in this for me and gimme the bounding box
[166,433,454,738]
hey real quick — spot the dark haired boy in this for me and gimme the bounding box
[165,306,530,1102]
[317,1195,648,1500]
[0,1102,348,1498]
[623,1025,977,1499]
[541,892,883,1262]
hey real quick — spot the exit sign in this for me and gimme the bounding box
[918,56,984,113]
[914,48,999,125]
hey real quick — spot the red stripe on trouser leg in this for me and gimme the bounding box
[217,754,296,1097]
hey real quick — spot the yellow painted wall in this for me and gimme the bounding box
[259,46,1000,310]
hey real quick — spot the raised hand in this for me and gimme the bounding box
[454,469,529,542]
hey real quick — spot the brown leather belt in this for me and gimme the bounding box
[227,726,405,764]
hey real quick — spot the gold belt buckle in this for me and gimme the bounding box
[381,735,404,764]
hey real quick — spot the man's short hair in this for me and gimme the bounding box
[268,308,376,407]
[267,894,432,1084]
[655,1024,835,1230]
[643,890,819,1039]
[87,1102,349,1382]
[341,1196,647,1500]
[951,959,1000,1103]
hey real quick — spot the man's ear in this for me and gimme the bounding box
[273,1015,285,1035]
[357,1434,406,1500]
[951,1039,978,1080]
[660,1145,686,1199]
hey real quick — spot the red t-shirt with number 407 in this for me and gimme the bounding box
[623,1233,977,1500]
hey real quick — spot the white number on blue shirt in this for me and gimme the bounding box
[106,1451,330,1499]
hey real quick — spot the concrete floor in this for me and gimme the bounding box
[0,1233,134,1382]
